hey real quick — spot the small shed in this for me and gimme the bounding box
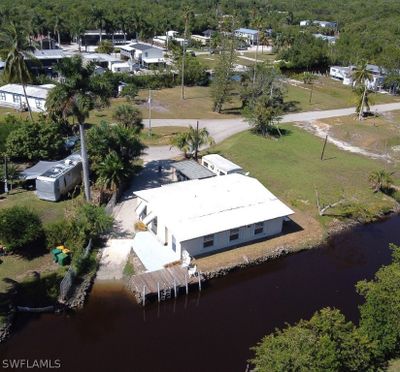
[171,160,215,182]
[201,154,243,176]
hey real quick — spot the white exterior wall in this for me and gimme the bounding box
[0,92,46,112]
[180,217,284,257]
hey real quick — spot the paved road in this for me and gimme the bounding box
[143,102,400,162]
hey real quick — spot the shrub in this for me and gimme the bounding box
[0,206,45,254]
[6,119,65,161]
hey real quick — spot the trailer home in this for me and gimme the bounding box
[36,154,82,201]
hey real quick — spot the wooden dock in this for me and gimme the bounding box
[127,266,204,305]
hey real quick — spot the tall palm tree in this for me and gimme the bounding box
[0,23,35,121]
[352,62,373,120]
[46,56,111,201]
[53,15,64,46]
[181,6,192,100]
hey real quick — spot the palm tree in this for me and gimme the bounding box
[352,62,373,120]
[112,104,143,133]
[368,170,394,193]
[170,123,215,160]
[46,56,111,201]
[354,85,373,119]
[181,5,193,100]
[53,15,64,46]
[96,151,130,192]
[251,16,264,86]
[170,132,191,158]
[0,23,35,121]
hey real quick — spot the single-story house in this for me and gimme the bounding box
[329,66,353,85]
[81,30,128,46]
[300,20,337,29]
[330,64,387,90]
[171,159,215,182]
[80,53,122,70]
[313,20,337,29]
[134,173,294,260]
[0,83,55,112]
[300,20,311,27]
[201,154,243,176]
[313,33,337,44]
[120,43,165,68]
[27,49,68,76]
[234,28,259,45]
[191,35,210,45]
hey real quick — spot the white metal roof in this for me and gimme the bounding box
[134,173,294,242]
[0,84,55,99]
[202,154,243,173]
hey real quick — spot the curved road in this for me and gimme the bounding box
[143,102,400,162]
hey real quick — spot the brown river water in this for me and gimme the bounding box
[1,215,400,372]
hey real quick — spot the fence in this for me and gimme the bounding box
[59,239,92,302]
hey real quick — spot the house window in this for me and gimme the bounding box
[203,234,214,248]
[35,99,42,109]
[172,236,176,252]
[254,222,264,235]
[140,206,147,220]
[144,52,148,57]
[229,228,239,241]
[12,94,21,103]
[151,217,158,234]
[203,161,209,168]
[0,92,5,101]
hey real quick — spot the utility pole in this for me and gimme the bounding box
[194,120,199,160]
[3,155,8,194]
[181,8,190,100]
[148,88,152,137]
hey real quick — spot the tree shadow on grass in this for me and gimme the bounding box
[0,272,64,333]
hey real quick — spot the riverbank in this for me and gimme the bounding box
[1,215,398,372]
[196,206,399,280]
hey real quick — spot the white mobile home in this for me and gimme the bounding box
[201,154,243,176]
[120,43,165,68]
[134,174,294,260]
[0,84,55,112]
[234,28,259,45]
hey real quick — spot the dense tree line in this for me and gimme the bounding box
[1,0,399,71]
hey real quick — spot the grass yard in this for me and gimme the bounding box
[285,77,400,112]
[211,126,398,225]
[0,190,75,225]
[323,111,400,159]
[140,126,187,146]
[0,254,61,293]
[91,86,241,121]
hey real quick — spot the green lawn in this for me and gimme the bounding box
[141,126,187,146]
[285,77,400,112]
[0,190,75,225]
[211,126,398,225]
